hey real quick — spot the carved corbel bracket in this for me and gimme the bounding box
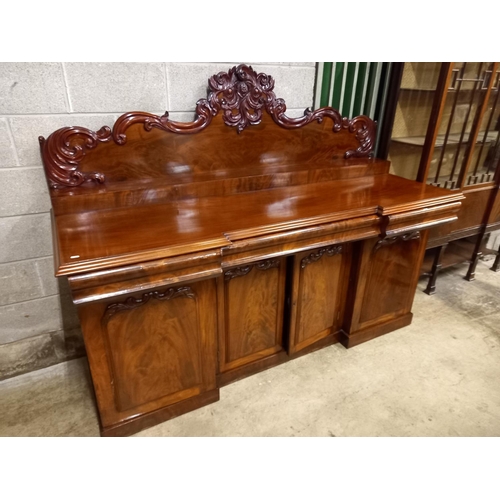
[373,231,421,253]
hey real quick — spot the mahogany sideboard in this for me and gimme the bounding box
[39,64,464,436]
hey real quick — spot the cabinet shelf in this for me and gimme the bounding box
[391,131,498,148]
[400,86,490,93]
[400,87,436,92]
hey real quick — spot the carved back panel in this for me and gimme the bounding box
[39,64,377,191]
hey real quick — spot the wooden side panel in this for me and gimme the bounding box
[486,187,500,227]
[428,186,493,244]
[218,258,286,373]
[289,245,349,354]
[77,279,218,430]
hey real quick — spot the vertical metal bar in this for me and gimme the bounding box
[366,63,383,119]
[352,62,367,117]
[450,63,484,185]
[313,63,324,110]
[338,63,349,115]
[434,63,466,185]
[348,63,360,118]
[364,62,378,118]
[332,62,345,110]
[374,62,393,158]
[342,63,356,117]
[319,63,333,108]
[359,62,371,115]
[376,63,403,160]
[327,63,336,108]
[473,66,500,176]
[417,63,454,183]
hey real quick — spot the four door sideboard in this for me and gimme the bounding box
[39,64,464,436]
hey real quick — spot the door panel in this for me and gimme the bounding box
[78,279,218,428]
[289,244,350,355]
[218,258,286,372]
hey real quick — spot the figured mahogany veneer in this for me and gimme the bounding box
[39,64,464,436]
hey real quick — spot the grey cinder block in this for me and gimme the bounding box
[166,63,315,112]
[0,213,53,263]
[64,63,167,113]
[0,293,80,344]
[0,63,68,114]
[0,167,50,217]
[0,118,17,168]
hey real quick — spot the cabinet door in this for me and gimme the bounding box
[342,233,427,347]
[288,244,350,355]
[77,279,218,430]
[217,258,286,373]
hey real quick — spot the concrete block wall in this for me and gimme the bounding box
[0,62,316,380]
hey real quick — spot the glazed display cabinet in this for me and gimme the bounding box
[381,62,500,293]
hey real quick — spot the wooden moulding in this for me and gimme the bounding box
[100,389,220,437]
[340,313,413,348]
[69,250,223,305]
[217,332,342,387]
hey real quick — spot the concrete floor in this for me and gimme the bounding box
[1,259,499,437]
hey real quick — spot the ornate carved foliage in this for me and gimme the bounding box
[224,259,280,281]
[301,245,343,269]
[39,127,112,188]
[208,65,275,133]
[103,286,195,322]
[39,64,376,189]
[207,64,375,157]
[373,231,421,253]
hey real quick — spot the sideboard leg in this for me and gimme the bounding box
[491,242,500,272]
[465,234,485,281]
[424,244,447,295]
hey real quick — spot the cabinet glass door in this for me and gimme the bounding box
[462,66,500,186]
[427,62,496,189]
[386,62,500,189]
[388,62,442,180]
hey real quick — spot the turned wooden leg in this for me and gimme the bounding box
[424,244,447,295]
[465,234,485,281]
[492,242,500,272]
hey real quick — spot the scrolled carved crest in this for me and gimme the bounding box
[39,64,376,189]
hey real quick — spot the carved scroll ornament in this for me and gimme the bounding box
[103,286,195,322]
[301,245,343,269]
[224,259,280,281]
[373,231,421,253]
[39,64,376,189]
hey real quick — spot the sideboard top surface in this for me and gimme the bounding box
[52,173,462,275]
